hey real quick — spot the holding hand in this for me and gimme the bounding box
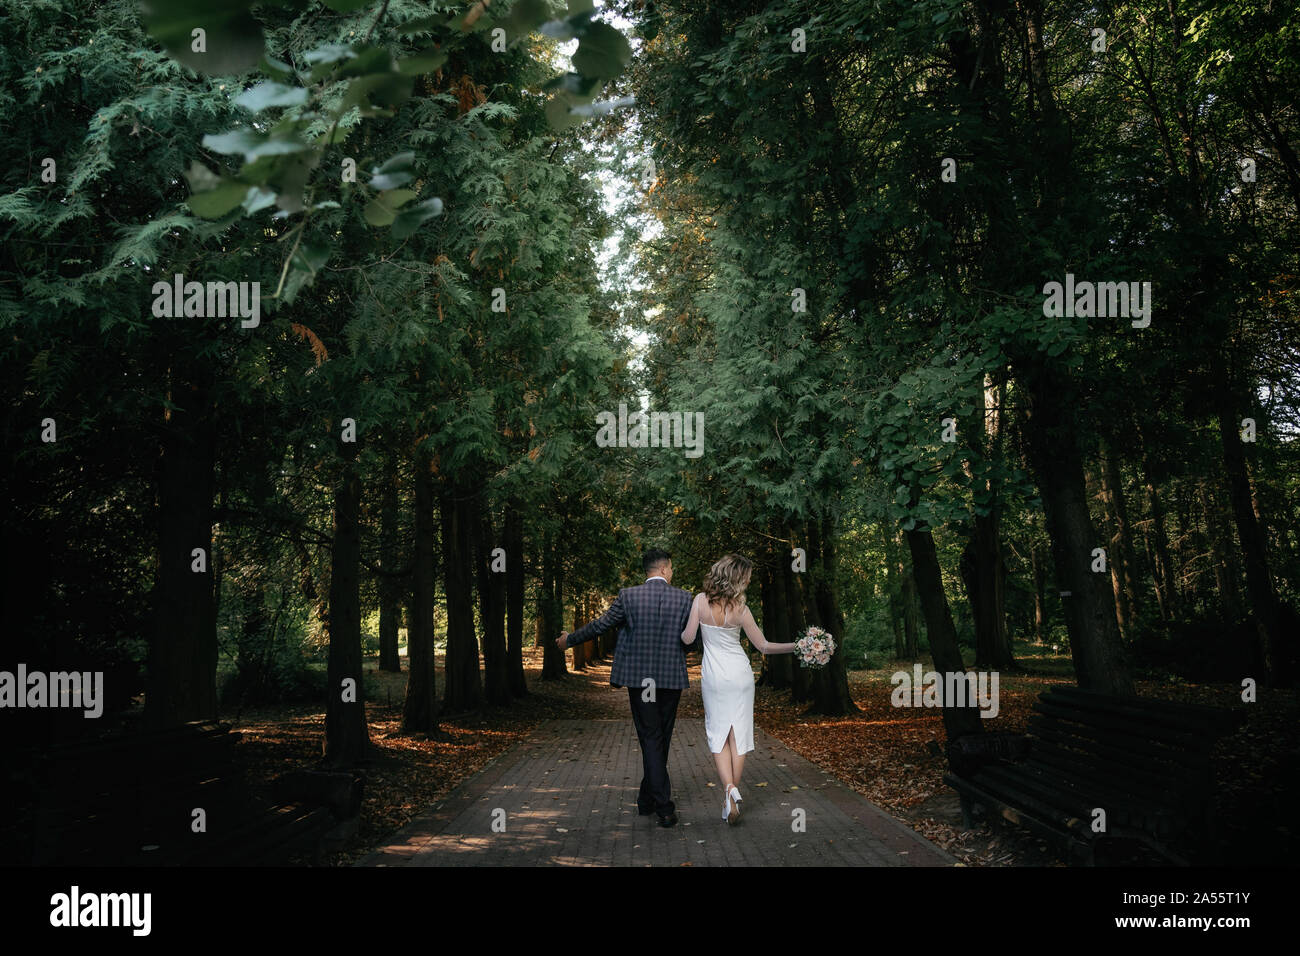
[556,632,569,651]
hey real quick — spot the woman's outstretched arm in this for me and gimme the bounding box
[681,592,704,645]
[739,606,796,655]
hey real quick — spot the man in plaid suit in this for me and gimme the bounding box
[557,548,693,826]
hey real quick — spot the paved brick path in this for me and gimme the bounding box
[357,718,955,867]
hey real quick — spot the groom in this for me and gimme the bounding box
[557,548,693,827]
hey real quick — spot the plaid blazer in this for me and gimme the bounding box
[564,578,693,690]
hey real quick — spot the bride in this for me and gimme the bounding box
[681,554,796,825]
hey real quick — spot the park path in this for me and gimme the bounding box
[357,717,955,867]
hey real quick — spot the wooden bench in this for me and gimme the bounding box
[6,720,359,866]
[943,686,1245,865]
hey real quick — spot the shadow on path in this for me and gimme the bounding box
[357,718,956,867]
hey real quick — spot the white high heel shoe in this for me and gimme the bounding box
[725,785,741,825]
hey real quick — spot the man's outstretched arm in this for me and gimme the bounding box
[557,593,628,650]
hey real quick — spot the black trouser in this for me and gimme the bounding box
[627,686,682,815]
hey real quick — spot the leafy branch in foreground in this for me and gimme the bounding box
[142,0,633,298]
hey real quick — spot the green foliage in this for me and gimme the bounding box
[623,0,1299,666]
[134,0,636,299]
[2,0,1297,732]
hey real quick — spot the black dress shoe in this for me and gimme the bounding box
[656,812,678,828]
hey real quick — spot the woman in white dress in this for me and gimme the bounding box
[681,554,796,824]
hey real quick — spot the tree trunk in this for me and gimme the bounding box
[475,495,511,705]
[904,526,984,739]
[1031,543,1047,644]
[1217,408,1296,686]
[587,599,606,662]
[961,512,1015,670]
[378,592,401,672]
[781,542,810,704]
[571,595,587,671]
[540,532,567,680]
[1097,442,1140,642]
[1020,367,1134,694]
[1085,459,1131,643]
[755,566,776,687]
[441,489,482,712]
[324,441,370,768]
[1198,480,1241,619]
[809,517,857,715]
[884,539,905,660]
[147,366,218,729]
[402,449,438,734]
[377,455,402,673]
[1142,453,1180,622]
[962,374,1015,670]
[759,553,792,689]
[900,537,921,659]
[960,0,1129,692]
[504,502,527,697]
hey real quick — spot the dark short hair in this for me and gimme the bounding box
[642,548,672,573]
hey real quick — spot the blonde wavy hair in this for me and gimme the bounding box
[703,554,753,619]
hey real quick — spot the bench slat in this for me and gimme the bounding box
[12,721,352,866]
[1032,699,1208,754]
[1028,724,1210,789]
[1006,759,1191,833]
[1046,687,1244,732]
[945,687,1239,865]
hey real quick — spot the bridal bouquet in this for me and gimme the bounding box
[794,626,835,669]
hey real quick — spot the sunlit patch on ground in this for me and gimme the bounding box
[227,646,1297,866]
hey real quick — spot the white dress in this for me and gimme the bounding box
[699,618,755,755]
